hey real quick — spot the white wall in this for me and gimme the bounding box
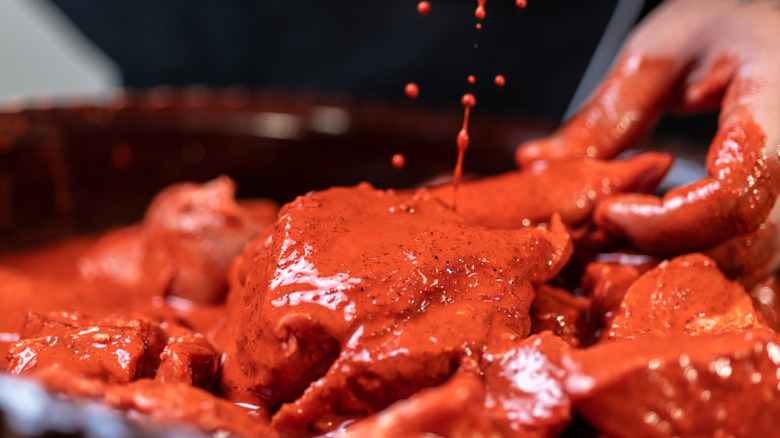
[0,0,119,104]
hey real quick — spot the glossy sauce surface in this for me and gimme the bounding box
[0,156,778,437]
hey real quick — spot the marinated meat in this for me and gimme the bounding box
[219,183,572,435]
[579,261,640,325]
[607,254,769,340]
[481,332,572,437]
[8,312,218,389]
[80,176,278,303]
[332,372,502,438]
[2,161,779,438]
[530,285,591,347]
[565,330,780,437]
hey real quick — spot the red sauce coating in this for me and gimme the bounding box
[567,330,780,437]
[416,1,431,16]
[606,254,769,340]
[530,284,591,347]
[404,82,419,99]
[219,183,572,433]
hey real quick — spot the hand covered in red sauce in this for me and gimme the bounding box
[429,152,671,229]
[516,0,780,257]
[218,183,573,435]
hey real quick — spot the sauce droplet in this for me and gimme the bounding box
[417,1,431,15]
[516,0,527,8]
[475,0,486,19]
[476,23,482,30]
[494,75,505,87]
[467,75,476,84]
[405,83,419,99]
[391,153,406,169]
[453,93,476,209]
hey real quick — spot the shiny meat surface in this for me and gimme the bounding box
[219,183,572,434]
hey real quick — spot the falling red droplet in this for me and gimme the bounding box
[417,1,431,15]
[453,93,476,210]
[461,93,476,108]
[405,83,419,99]
[476,23,482,29]
[467,75,476,84]
[516,0,527,8]
[475,0,486,19]
[391,153,406,169]
[494,75,506,87]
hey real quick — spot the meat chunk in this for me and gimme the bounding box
[429,152,671,228]
[333,372,499,438]
[606,254,768,340]
[78,176,278,303]
[32,368,272,437]
[8,312,218,389]
[482,332,573,436]
[220,183,572,435]
[565,330,780,437]
[530,285,591,347]
[336,333,573,438]
[579,261,641,325]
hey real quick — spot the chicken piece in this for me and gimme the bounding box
[429,152,672,228]
[338,332,573,438]
[155,321,219,388]
[77,226,146,290]
[8,312,218,389]
[32,368,272,438]
[530,285,591,347]
[220,183,572,435]
[482,332,573,437]
[333,372,502,438]
[606,254,768,340]
[579,261,641,325]
[8,313,165,384]
[565,330,780,437]
[78,176,278,303]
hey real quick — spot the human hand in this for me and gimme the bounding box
[516,0,780,258]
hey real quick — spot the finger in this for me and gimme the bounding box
[430,152,671,228]
[668,55,737,113]
[595,99,780,254]
[516,52,685,168]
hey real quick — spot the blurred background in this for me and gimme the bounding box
[0,0,668,121]
[0,0,117,103]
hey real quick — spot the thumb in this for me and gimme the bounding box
[516,53,685,167]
